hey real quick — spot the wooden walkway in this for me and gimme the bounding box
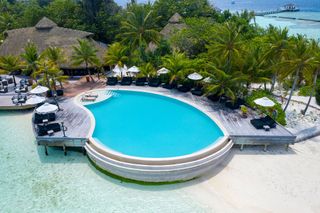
[34,98,91,155]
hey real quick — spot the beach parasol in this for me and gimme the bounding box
[254,97,275,107]
[36,103,58,114]
[157,67,170,75]
[188,72,203,81]
[26,95,46,105]
[30,85,49,94]
[113,64,128,76]
[128,66,140,73]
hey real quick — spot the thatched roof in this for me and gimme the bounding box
[160,13,187,40]
[0,17,106,69]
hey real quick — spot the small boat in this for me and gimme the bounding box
[231,1,235,5]
[280,3,300,12]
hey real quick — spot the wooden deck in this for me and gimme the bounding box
[35,98,91,154]
[105,86,296,147]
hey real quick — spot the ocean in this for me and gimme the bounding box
[115,0,320,11]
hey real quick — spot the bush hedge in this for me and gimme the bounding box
[245,90,286,125]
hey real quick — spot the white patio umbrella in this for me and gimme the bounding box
[30,85,49,94]
[36,103,58,114]
[26,95,46,105]
[113,64,128,76]
[188,72,203,81]
[157,67,170,75]
[203,77,212,83]
[128,66,140,73]
[254,97,275,107]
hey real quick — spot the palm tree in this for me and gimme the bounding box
[207,22,243,73]
[119,5,160,50]
[42,46,66,88]
[161,51,193,84]
[21,42,39,82]
[43,46,66,66]
[302,39,320,115]
[72,39,99,82]
[138,63,156,78]
[263,27,291,92]
[280,35,315,112]
[104,42,129,69]
[204,63,247,101]
[240,45,271,88]
[0,55,23,86]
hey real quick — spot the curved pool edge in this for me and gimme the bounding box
[75,88,233,182]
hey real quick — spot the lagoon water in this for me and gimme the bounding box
[116,0,320,40]
[0,111,208,212]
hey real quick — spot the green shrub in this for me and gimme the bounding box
[298,85,314,96]
[246,90,286,125]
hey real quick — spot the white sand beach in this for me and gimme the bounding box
[181,137,320,212]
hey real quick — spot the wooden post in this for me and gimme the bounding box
[264,144,268,152]
[240,144,244,151]
[286,144,289,151]
[82,147,86,156]
[45,145,48,156]
[63,144,67,156]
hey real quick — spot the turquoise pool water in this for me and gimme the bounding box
[0,111,210,212]
[86,90,224,158]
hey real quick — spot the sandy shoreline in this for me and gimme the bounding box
[180,137,320,212]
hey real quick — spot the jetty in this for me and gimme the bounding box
[255,3,300,16]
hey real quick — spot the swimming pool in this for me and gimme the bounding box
[86,90,224,158]
[81,89,232,182]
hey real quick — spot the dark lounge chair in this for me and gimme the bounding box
[148,78,161,87]
[250,116,276,130]
[135,77,147,86]
[120,77,132,85]
[37,123,61,136]
[56,89,64,96]
[34,113,56,124]
[107,77,118,85]
[162,82,176,89]
[191,87,204,96]
[177,84,191,92]
[0,86,8,93]
[207,94,220,102]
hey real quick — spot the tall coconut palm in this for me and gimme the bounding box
[204,63,247,101]
[302,39,320,115]
[207,22,243,73]
[104,42,129,69]
[263,27,291,92]
[138,62,156,78]
[72,39,99,82]
[43,46,66,66]
[161,51,193,84]
[21,42,39,82]
[119,5,160,50]
[280,35,315,112]
[42,46,66,88]
[0,55,23,86]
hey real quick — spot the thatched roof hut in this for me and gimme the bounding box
[160,13,187,40]
[0,17,106,69]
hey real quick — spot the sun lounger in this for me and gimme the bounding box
[162,82,176,89]
[120,77,133,85]
[37,123,61,136]
[177,83,192,92]
[148,78,161,87]
[191,88,204,96]
[0,86,8,93]
[107,77,118,85]
[34,113,56,124]
[250,116,276,130]
[56,89,64,96]
[135,77,147,86]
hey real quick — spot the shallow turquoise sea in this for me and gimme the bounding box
[0,111,208,212]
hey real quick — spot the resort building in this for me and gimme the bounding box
[0,17,106,75]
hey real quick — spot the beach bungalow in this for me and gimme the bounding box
[0,17,106,76]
